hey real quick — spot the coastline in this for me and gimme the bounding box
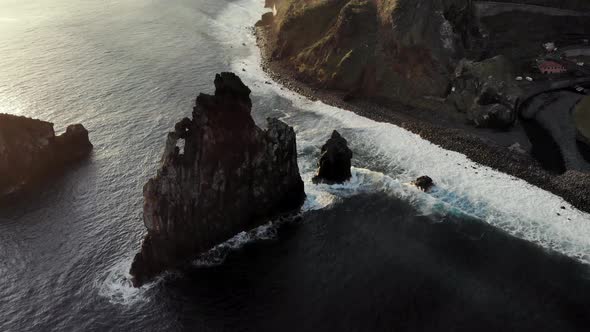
[254,26,590,214]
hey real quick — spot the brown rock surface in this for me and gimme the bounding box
[129,73,305,287]
[0,114,93,197]
[265,0,479,104]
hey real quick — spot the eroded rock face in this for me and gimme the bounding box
[129,73,305,287]
[313,130,352,184]
[0,114,92,197]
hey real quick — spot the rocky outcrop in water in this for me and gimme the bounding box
[313,130,352,184]
[129,73,306,287]
[413,176,434,192]
[0,114,92,197]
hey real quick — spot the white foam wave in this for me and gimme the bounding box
[98,222,284,302]
[303,167,491,220]
[193,219,285,267]
[213,0,590,265]
[0,17,18,23]
[302,167,404,211]
[97,257,159,306]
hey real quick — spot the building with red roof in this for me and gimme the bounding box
[538,60,567,74]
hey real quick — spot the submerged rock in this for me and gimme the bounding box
[0,114,92,197]
[313,130,353,184]
[413,176,434,192]
[129,73,305,287]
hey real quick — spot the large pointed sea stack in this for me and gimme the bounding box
[313,130,353,184]
[130,73,305,287]
[0,114,93,198]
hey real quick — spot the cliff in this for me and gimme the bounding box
[261,0,480,104]
[129,73,306,287]
[259,0,590,174]
[259,0,589,121]
[0,114,92,197]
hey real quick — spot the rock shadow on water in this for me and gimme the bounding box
[152,193,590,332]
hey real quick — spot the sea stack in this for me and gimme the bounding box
[130,73,305,287]
[313,130,353,184]
[0,114,93,198]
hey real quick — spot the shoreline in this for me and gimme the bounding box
[254,26,590,214]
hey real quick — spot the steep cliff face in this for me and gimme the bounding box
[262,0,590,119]
[130,73,305,287]
[0,114,92,197]
[265,0,478,103]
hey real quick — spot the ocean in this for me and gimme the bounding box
[1,0,590,330]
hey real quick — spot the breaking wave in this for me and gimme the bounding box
[97,257,160,306]
[212,0,590,265]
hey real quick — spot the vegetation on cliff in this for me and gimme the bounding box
[265,0,479,104]
[260,0,590,174]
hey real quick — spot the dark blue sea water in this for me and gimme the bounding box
[1,0,590,331]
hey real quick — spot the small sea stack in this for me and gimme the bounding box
[0,114,93,198]
[413,176,434,192]
[313,130,353,184]
[129,73,306,287]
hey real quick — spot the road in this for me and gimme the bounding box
[518,77,590,118]
[474,1,590,17]
[518,78,590,172]
[561,46,590,58]
[522,91,590,172]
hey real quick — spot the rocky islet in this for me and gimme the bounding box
[0,114,93,198]
[129,73,307,286]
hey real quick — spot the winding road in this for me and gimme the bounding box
[561,46,590,58]
[519,78,590,118]
[518,78,590,172]
[474,1,590,17]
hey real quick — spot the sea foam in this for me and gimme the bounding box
[212,0,590,265]
[97,257,159,306]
